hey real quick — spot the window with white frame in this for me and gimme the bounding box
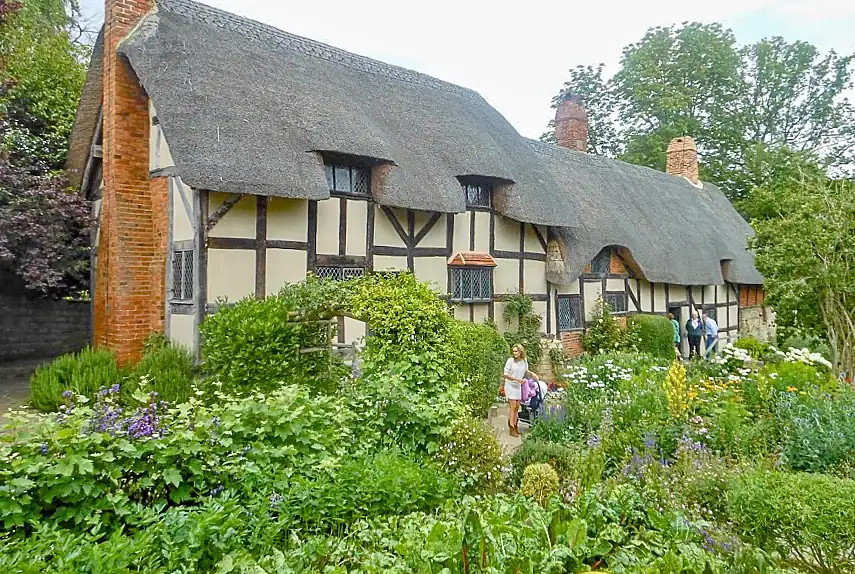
[605,291,628,314]
[315,265,365,282]
[462,182,492,209]
[171,249,194,301]
[450,267,493,302]
[557,295,582,331]
[324,163,371,196]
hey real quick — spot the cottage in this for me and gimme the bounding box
[67,0,772,365]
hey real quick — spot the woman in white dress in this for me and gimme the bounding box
[503,344,539,437]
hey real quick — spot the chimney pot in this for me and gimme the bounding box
[554,94,588,153]
[666,136,699,184]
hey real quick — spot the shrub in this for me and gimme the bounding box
[280,451,460,532]
[733,336,770,360]
[781,332,832,361]
[29,347,122,412]
[508,439,578,488]
[627,314,675,359]
[435,416,504,492]
[502,292,543,366]
[519,463,559,507]
[451,320,509,416]
[583,297,623,354]
[123,334,198,404]
[728,470,855,573]
[201,278,349,395]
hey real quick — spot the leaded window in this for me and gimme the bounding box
[557,295,582,331]
[171,249,194,301]
[316,266,365,281]
[450,267,493,302]
[324,163,370,196]
[605,291,628,314]
[591,247,611,274]
[463,183,492,208]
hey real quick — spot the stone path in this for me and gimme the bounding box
[0,358,40,426]
[488,402,530,454]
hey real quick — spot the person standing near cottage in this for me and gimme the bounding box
[703,312,719,360]
[503,344,539,437]
[669,313,681,358]
[685,310,703,358]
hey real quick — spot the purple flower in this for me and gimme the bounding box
[62,390,73,399]
[39,443,49,455]
[643,433,657,450]
[210,485,225,496]
[587,434,601,449]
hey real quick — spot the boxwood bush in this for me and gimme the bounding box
[29,347,122,412]
[450,320,509,416]
[627,314,675,359]
[122,334,199,404]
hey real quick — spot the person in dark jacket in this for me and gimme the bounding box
[685,310,703,358]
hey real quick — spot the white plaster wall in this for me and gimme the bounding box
[524,260,547,294]
[93,198,102,246]
[670,285,688,302]
[268,198,308,242]
[532,301,547,326]
[494,215,519,251]
[524,224,546,253]
[452,213,470,252]
[373,255,408,271]
[345,200,368,256]
[413,257,448,295]
[413,211,445,248]
[473,304,489,323]
[635,281,650,312]
[169,314,195,352]
[606,278,624,292]
[473,212,491,252]
[453,305,470,321]
[654,283,667,312]
[556,281,581,296]
[315,198,340,255]
[148,103,174,171]
[494,260,519,296]
[207,249,255,303]
[583,280,603,319]
[374,206,407,248]
[266,249,308,295]
[703,285,717,305]
[172,178,194,242]
[344,317,366,344]
[208,193,256,239]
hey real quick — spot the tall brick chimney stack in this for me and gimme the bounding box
[95,0,168,366]
[666,136,700,184]
[554,94,588,153]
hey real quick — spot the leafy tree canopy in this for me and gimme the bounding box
[543,22,855,201]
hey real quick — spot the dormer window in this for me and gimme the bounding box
[324,162,371,196]
[462,182,492,209]
[591,247,612,274]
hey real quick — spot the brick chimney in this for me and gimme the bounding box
[554,94,588,152]
[666,136,699,184]
[94,0,168,366]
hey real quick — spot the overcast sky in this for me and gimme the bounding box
[80,0,855,139]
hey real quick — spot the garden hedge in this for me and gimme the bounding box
[627,314,675,359]
[450,320,509,417]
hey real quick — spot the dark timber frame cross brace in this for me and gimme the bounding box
[380,206,446,272]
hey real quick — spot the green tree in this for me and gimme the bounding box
[0,0,89,172]
[542,23,855,201]
[750,175,855,377]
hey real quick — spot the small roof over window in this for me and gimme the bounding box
[447,252,497,267]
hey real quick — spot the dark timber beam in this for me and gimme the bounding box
[206,193,242,232]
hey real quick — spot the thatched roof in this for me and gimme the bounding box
[66,0,763,286]
[530,141,763,285]
[113,0,576,226]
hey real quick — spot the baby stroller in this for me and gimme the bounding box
[518,379,547,427]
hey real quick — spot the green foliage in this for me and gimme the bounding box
[123,334,198,404]
[501,291,543,366]
[450,320,509,416]
[519,463,559,507]
[733,336,770,359]
[729,470,855,573]
[280,451,460,533]
[200,277,351,395]
[544,22,855,202]
[750,175,855,377]
[582,296,624,354]
[435,416,504,493]
[0,0,88,172]
[0,386,350,530]
[508,439,579,488]
[627,313,675,359]
[29,347,122,412]
[781,332,832,360]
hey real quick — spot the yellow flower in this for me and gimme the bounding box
[786,386,798,393]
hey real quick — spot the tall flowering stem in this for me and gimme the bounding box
[664,360,691,420]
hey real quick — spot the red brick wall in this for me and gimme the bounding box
[610,251,627,274]
[739,285,765,308]
[555,95,588,152]
[561,332,584,358]
[94,0,163,366]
